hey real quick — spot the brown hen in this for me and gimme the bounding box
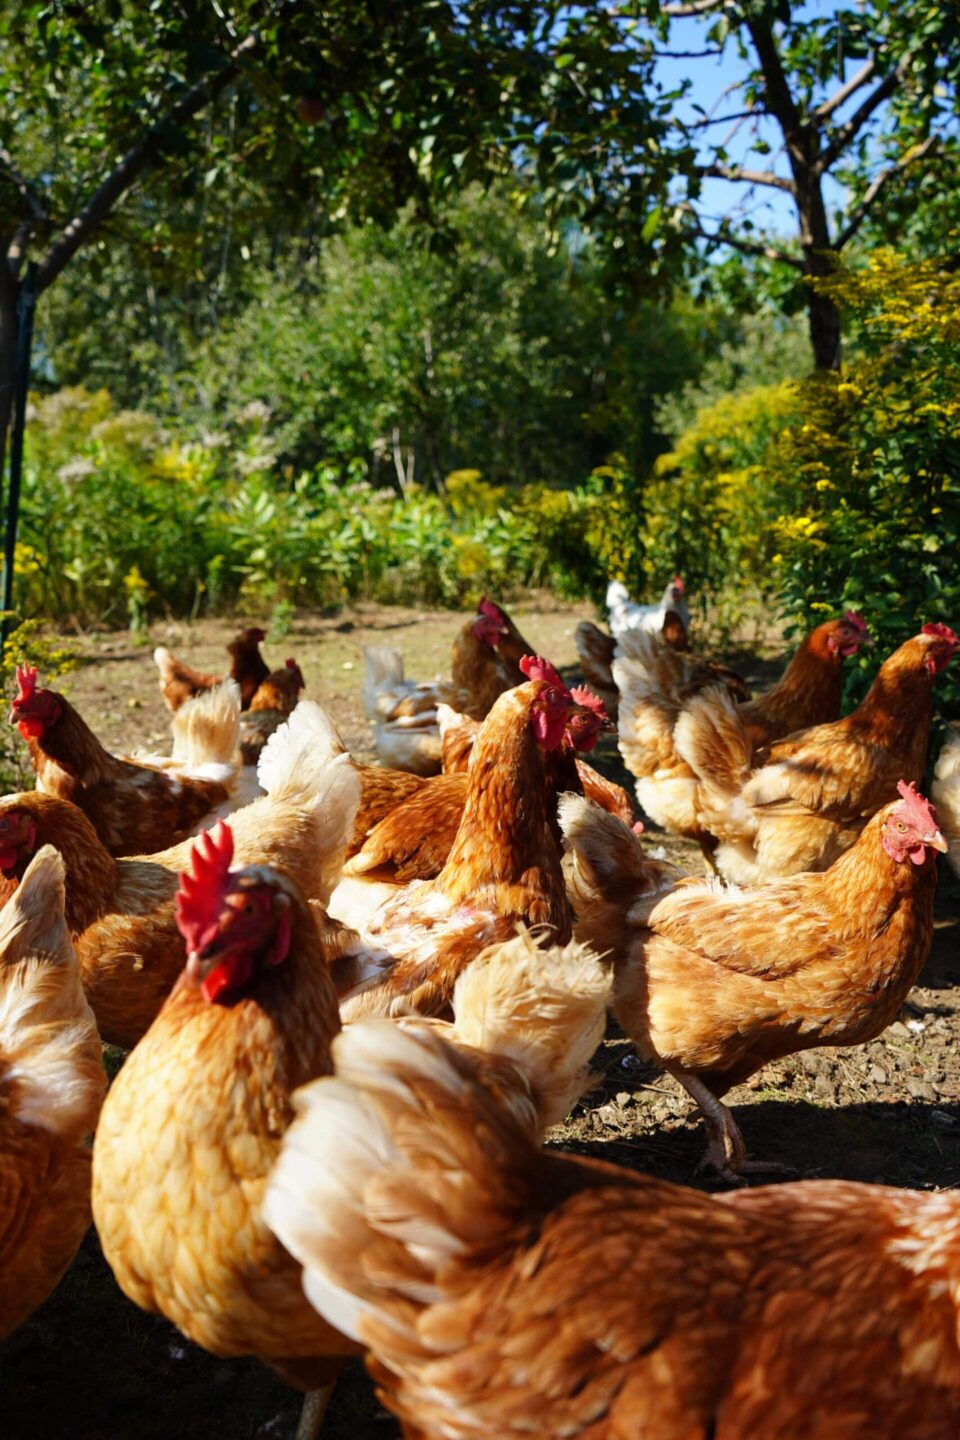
[678,623,956,882]
[562,782,947,1176]
[0,848,105,1340]
[269,1017,960,1440]
[0,702,359,1048]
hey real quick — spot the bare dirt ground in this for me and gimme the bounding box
[2,597,958,1439]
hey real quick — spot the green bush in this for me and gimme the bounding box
[633,381,802,638]
[772,251,960,718]
[629,250,960,728]
[16,388,605,622]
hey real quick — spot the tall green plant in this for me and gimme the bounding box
[773,251,960,717]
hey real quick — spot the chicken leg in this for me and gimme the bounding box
[669,1068,746,1180]
[295,1383,334,1440]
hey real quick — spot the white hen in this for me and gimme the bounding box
[607,576,689,643]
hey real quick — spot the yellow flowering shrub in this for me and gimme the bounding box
[773,251,960,716]
[637,382,801,636]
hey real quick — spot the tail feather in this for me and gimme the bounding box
[255,702,361,901]
[612,654,680,783]
[170,679,241,768]
[0,847,104,1140]
[265,1020,541,1348]
[447,926,609,1131]
[575,620,615,689]
[559,794,680,955]
[673,685,755,838]
[363,645,406,721]
[615,631,690,699]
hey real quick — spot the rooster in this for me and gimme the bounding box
[0,847,105,1340]
[0,703,359,1049]
[94,821,610,1437]
[269,1016,960,1440]
[615,613,870,852]
[331,659,603,1019]
[677,623,957,882]
[562,782,947,1178]
[429,696,635,834]
[735,609,870,752]
[10,665,243,856]
[607,574,689,643]
[154,625,270,712]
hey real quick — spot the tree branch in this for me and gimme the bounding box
[661,0,727,14]
[683,109,765,130]
[697,162,795,193]
[36,28,259,293]
[0,144,49,225]
[743,15,810,183]
[679,206,803,268]
[6,222,33,281]
[814,57,876,121]
[653,48,724,60]
[818,56,909,172]
[835,133,940,247]
[0,244,16,313]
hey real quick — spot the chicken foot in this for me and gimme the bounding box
[668,1068,746,1182]
[669,1068,799,1185]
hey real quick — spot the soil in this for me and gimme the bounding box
[2,598,958,1440]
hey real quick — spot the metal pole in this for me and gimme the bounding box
[1,261,38,651]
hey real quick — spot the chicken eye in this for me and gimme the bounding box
[895,821,906,831]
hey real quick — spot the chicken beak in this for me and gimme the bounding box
[925,830,949,854]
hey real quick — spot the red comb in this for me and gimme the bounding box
[672,574,684,593]
[285,658,305,688]
[478,597,506,624]
[519,655,569,694]
[175,822,235,956]
[843,610,867,632]
[14,665,38,703]
[566,684,609,751]
[895,779,940,833]
[570,685,608,719]
[922,622,959,646]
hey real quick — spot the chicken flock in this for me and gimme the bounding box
[2,587,960,1439]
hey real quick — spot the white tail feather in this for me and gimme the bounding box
[449,927,609,1129]
[169,679,241,767]
[363,645,406,720]
[265,1021,522,1347]
[0,847,104,1138]
[253,702,361,898]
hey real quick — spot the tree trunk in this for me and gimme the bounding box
[795,161,842,371]
[0,292,17,497]
[805,265,842,372]
[745,16,843,373]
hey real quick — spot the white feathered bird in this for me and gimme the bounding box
[607,575,689,643]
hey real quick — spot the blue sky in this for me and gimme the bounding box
[651,0,874,239]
